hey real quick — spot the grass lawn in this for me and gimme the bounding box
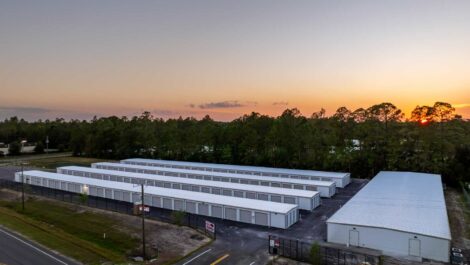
[0,198,139,264]
[26,156,116,170]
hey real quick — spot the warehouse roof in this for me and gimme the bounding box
[93,162,335,187]
[21,170,297,214]
[59,166,319,198]
[327,171,451,240]
[121,158,349,179]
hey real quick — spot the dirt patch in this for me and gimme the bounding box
[446,188,470,248]
[0,189,211,264]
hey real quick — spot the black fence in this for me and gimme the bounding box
[268,235,380,265]
[0,179,216,239]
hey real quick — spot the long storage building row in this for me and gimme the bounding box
[57,166,321,211]
[16,170,299,229]
[121,158,350,188]
[92,162,336,197]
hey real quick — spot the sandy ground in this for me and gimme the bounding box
[0,189,210,264]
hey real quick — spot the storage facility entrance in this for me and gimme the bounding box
[409,238,421,257]
[349,230,359,246]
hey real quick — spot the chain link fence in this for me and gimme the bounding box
[268,235,380,265]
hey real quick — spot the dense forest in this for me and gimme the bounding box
[1,102,469,185]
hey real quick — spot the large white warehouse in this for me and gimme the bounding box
[121,158,350,188]
[93,162,336,197]
[16,170,299,229]
[327,171,451,262]
[57,166,321,211]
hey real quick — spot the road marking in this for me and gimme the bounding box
[0,227,69,265]
[249,262,255,265]
[182,248,212,265]
[210,254,230,265]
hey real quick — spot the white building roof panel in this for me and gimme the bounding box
[327,171,451,240]
[94,162,335,187]
[22,170,297,214]
[122,158,349,179]
[59,166,319,198]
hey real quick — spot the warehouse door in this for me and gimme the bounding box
[349,230,359,246]
[254,212,268,226]
[409,238,421,257]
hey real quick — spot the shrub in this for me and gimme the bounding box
[310,242,322,265]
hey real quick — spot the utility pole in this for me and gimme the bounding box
[141,183,146,260]
[21,162,25,211]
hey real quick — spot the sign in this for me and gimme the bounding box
[138,205,150,213]
[270,239,280,247]
[205,220,215,233]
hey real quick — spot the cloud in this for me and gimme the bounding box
[272,101,289,106]
[190,100,257,109]
[454,103,470,108]
[0,106,51,114]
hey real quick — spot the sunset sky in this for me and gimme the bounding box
[1,0,470,121]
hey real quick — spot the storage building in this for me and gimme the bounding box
[327,171,451,262]
[121,158,350,188]
[93,162,336,197]
[16,170,299,229]
[57,166,321,211]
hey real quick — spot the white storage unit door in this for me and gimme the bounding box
[123,191,131,202]
[174,199,184,211]
[186,201,197,213]
[225,207,237,221]
[255,212,268,226]
[114,190,123,201]
[132,192,140,202]
[239,209,252,223]
[233,191,244,198]
[89,187,97,196]
[211,205,223,218]
[152,196,161,207]
[162,198,172,209]
[96,188,104,197]
[105,189,113,199]
[199,204,209,215]
[284,196,295,204]
[246,192,256,199]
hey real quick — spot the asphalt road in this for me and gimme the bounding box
[0,226,79,265]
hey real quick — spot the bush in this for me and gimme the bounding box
[309,242,322,265]
[34,142,45,154]
[8,141,21,156]
[171,211,186,226]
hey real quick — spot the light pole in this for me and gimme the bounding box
[141,183,146,260]
[20,162,29,211]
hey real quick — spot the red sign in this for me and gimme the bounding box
[138,205,150,212]
[205,220,215,233]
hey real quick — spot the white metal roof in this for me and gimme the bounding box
[22,170,297,214]
[94,162,335,187]
[327,171,451,240]
[122,158,349,179]
[59,166,319,198]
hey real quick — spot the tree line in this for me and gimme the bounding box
[1,102,469,185]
